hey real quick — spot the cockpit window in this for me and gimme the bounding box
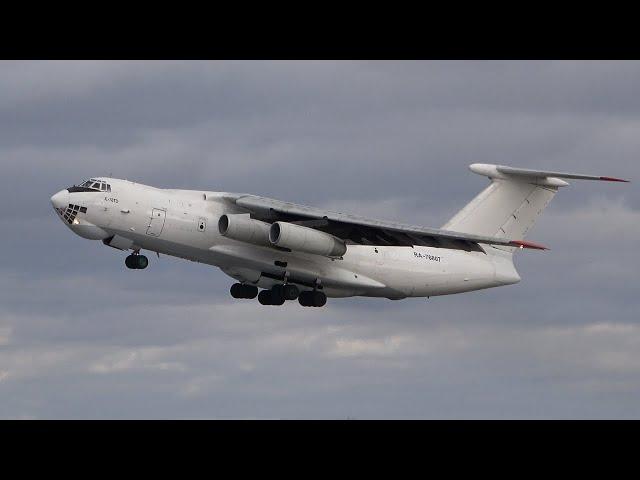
[72,179,111,193]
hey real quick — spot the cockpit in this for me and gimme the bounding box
[68,179,112,193]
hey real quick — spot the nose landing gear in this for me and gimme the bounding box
[125,253,148,269]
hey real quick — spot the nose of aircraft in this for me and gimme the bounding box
[50,189,69,209]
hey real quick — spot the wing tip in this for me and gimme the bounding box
[509,240,549,251]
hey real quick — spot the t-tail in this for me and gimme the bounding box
[442,163,628,286]
[443,163,629,255]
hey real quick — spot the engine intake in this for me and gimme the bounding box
[218,214,271,247]
[269,221,346,257]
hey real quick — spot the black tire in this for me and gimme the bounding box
[312,291,327,307]
[271,295,285,306]
[230,283,243,298]
[125,255,136,269]
[269,286,285,305]
[298,291,312,307]
[282,284,299,300]
[243,285,258,299]
[136,255,149,269]
[231,284,259,299]
[258,290,273,305]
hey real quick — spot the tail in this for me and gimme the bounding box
[442,163,629,252]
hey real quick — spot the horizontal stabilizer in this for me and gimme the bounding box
[496,165,629,182]
[470,163,630,184]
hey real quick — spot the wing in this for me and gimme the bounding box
[232,194,547,252]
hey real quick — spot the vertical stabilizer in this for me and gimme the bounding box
[442,174,559,241]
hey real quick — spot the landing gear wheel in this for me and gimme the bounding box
[258,288,285,306]
[282,284,299,300]
[269,286,285,305]
[298,291,310,307]
[230,283,258,299]
[230,283,243,298]
[269,284,298,301]
[125,254,148,270]
[258,290,273,305]
[136,255,148,269]
[125,255,136,269]
[312,291,327,307]
[298,291,327,307]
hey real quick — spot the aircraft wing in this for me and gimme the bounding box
[233,195,547,251]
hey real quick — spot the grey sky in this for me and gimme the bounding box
[0,60,638,418]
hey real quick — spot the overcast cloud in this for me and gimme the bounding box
[0,60,638,418]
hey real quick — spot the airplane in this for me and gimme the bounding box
[50,163,628,307]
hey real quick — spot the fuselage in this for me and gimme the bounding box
[50,177,520,299]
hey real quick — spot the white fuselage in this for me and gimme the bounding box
[51,178,521,299]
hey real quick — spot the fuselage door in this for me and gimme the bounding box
[146,208,166,236]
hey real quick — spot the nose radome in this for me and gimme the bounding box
[50,189,69,209]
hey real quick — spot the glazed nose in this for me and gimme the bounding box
[50,189,69,209]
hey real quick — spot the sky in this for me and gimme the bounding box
[0,60,638,419]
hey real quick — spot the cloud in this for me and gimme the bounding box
[0,60,638,418]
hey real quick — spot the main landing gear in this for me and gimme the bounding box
[258,288,284,306]
[230,283,258,299]
[256,284,299,306]
[125,253,148,269]
[298,290,327,307]
[233,282,327,307]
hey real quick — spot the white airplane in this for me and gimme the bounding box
[50,164,628,307]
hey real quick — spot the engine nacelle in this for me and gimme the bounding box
[269,221,347,257]
[218,214,271,247]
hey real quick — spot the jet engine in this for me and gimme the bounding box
[269,221,347,257]
[218,214,271,247]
